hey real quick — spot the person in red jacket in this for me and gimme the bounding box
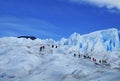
[93,58,96,62]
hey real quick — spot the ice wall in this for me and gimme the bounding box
[59,28,120,53]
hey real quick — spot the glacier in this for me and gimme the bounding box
[0,28,120,81]
[60,28,120,53]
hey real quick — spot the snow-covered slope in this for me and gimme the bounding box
[0,28,120,81]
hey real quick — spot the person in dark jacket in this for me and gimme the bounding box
[40,47,43,51]
[99,60,101,63]
[78,54,81,58]
[102,60,107,64]
[56,46,58,48]
[89,56,91,59]
[39,46,45,51]
[74,53,76,57]
[52,45,54,48]
[43,46,45,49]
[83,55,86,59]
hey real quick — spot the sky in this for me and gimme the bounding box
[0,0,120,40]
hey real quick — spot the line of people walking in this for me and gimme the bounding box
[73,53,107,64]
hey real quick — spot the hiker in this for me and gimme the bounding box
[40,46,43,51]
[86,56,91,59]
[27,46,31,48]
[99,60,101,63]
[94,58,96,62]
[43,46,45,49]
[89,56,91,59]
[52,45,54,48]
[56,45,58,48]
[74,53,76,57]
[102,60,107,64]
[93,58,96,62]
[86,56,90,59]
[104,60,107,63]
[78,54,81,58]
[83,55,86,58]
[39,46,45,51]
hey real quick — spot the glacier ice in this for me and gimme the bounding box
[60,28,120,53]
[0,28,120,81]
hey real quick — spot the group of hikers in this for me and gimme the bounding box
[39,46,45,51]
[73,53,107,64]
[39,44,58,52]
[39,44,107,65]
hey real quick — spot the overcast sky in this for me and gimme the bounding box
[0,0,120,40]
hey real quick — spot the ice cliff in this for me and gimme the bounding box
[60,28,120,53]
